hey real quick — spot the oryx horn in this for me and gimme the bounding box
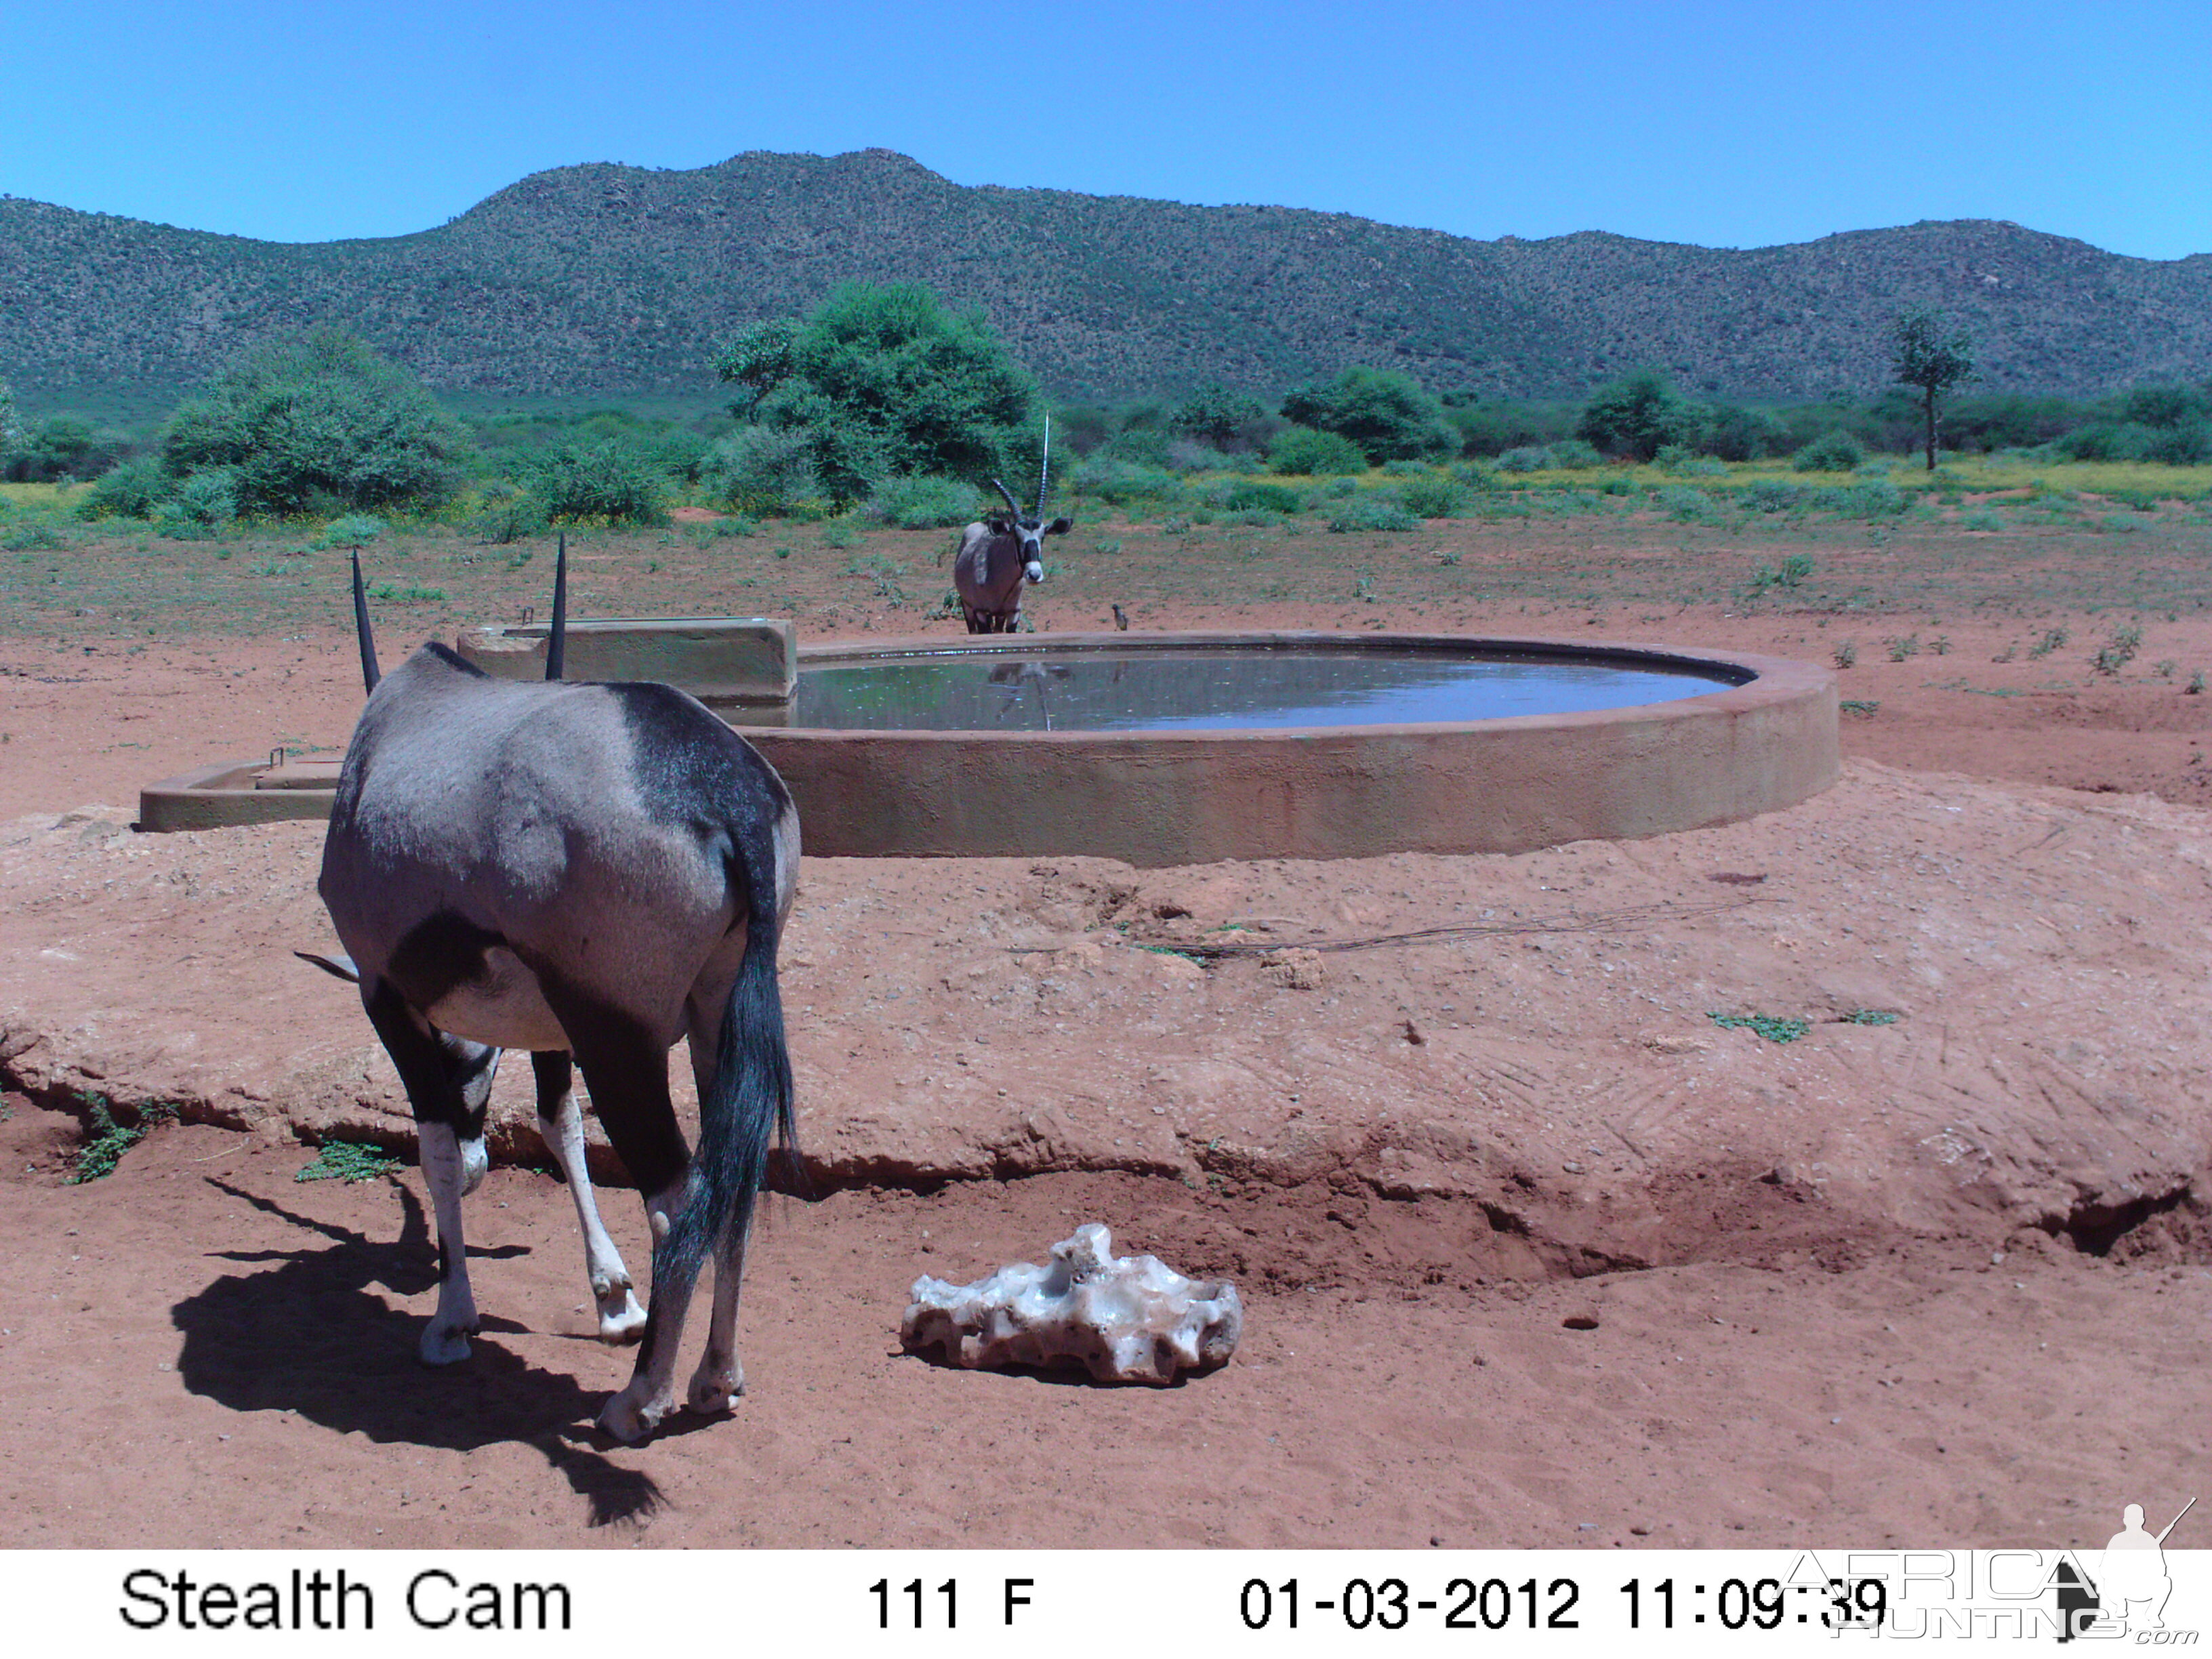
[350,545,380,695]
[546,531,569,682]
[990,478,1024,519]
[1036,413,1052,518]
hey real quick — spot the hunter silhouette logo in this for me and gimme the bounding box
[2058,1496,2196,1641]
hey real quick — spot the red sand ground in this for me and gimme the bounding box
[3,525,2210,1549]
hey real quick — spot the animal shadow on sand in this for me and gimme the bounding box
[171,1176,662,1528]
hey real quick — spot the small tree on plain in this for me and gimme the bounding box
[1575,368,1700,462]
[1891,306,1976,470]
[712,319,798,416]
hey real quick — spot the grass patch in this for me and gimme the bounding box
[1708,1012,1810,1044]
[66,1094,178,1184]
[296,1140,404,1183]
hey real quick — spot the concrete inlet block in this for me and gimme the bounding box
[456,617,798,709]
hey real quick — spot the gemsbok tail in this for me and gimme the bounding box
[659,811,796,1281]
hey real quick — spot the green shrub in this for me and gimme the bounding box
[867,473,981,529]
[157,468,240,537]
[2144,423,2212,465]
[703,425,820,515]
[1792,430,1866,472]
[532,441,667,525]
[1280,367,1456,462]
[1655,485,1717,521]
[2121,385,2205,429]
[1818,479,1905,516]
[1099,423,1174,466]
[313,514,385,549]
[3,413,129,484]
[1073,457,1185,504]
[1,517,67,551]
[1699,404,1788,462]
[1544,437,1603,468]
[1495,445,1551,472]
[466,482,549,544]
[1448,460,1501,491]
[1326,495,1418,532]
[1170,384,1269,448]
[1165,438,1242,474]
[77,455,173,520]
[1224,480,1305,514]
[296,1141,403,1183]
[1266,425,1368,476]
[164,327,466,516]
[1740,478,1809,513]
[1397,475,1468,518]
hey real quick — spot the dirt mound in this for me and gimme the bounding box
[8,760,2209,1277]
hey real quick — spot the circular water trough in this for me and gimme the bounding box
[736,632,1836,866]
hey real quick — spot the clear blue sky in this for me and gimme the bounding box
[6,0,2208,259]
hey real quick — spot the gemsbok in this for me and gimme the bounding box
[951,422,1071,633]
[310,537,800,1443]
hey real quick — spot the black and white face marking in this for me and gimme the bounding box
[992,515,1072,583]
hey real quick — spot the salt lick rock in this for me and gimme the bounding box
[901,1223,1244,1385]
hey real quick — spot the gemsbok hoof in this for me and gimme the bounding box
[596,1389,668,1446]
[598,1292,648,1345]
[419,1322,475,1366]
[687,1365,744,1416]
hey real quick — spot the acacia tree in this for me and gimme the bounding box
[1891,307,1976,470]
[716,283,1041,503]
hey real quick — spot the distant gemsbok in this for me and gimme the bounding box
[952,424,1071,633]
[310,537,800,1443]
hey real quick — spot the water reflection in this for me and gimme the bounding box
[788,647,1737,733]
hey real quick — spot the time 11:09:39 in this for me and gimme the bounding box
[1622,1578,1891,1629]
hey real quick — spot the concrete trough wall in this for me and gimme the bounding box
[139,631,1835,862]
[747,633,1836,865]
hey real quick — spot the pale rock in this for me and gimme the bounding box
[901,1223,1242,1385]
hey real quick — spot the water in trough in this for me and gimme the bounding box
[788,644,1744,733]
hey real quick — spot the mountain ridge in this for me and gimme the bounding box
[5,147,2209,407]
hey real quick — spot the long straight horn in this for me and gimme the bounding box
[991,478,1023,518]
[545,531,568,682]
[350,545,380,695]
[1036,413,1052,518]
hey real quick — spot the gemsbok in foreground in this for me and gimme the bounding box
[310,539,799,1442]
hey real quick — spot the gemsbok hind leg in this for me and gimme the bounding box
[680,975,754,1416]
[362,979,501,1366]
[548,998,699,1443]
[531,1050,648,1344]
[687,1230,750,1416]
